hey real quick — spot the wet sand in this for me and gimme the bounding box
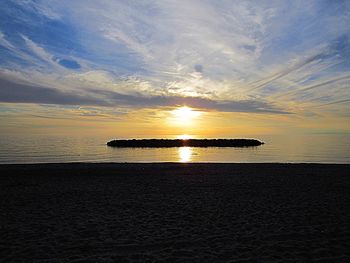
[1,163,349,262]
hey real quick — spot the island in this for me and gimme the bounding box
[107,138,264,148]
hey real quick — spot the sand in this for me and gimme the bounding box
[0,163,349,262]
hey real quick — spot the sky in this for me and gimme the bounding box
[0,0,350,138]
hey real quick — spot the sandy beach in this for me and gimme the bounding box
[1,163,349,262]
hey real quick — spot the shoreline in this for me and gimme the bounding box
[1,161,349,165]
[1,163,349,262]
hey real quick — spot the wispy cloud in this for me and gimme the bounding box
[0,72,287,114]
[0,0,349,118]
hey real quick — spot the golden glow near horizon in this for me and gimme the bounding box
[2,103,350,139]
[179,147,192,162]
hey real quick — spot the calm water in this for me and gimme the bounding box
[0,134,349,164]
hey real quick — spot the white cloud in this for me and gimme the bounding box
[21,35,56,65]
[1,0,350,115]
[15,0,61,20]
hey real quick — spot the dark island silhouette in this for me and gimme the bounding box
[107,139,264,148]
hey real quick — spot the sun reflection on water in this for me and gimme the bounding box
[179,147,192,162]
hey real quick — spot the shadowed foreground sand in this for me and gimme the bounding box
[1,163,350,262]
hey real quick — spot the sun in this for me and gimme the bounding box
[177,134,192,140]
[171,106,201,125]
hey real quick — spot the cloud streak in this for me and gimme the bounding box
[0,0,349,117]
[0,74,287,114]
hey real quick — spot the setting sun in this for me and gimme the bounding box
[177,134,192,140]
[171,106,201,125]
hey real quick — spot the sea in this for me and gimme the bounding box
[0,134,349,164]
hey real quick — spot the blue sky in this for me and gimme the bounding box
[0,0,350,117]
